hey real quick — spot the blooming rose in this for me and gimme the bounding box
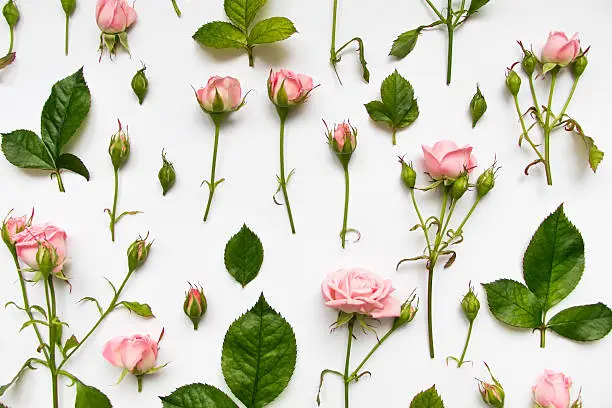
[196,76,242,113]
[103,334,159,374]
[14,224,67,273]
[321,268,401,318]
[268,69,314,107]
[333,122,356,152]
[2,215,27,244]
[422,140,477,180]
[96,0,137,34]
[541,32,580,66]
[533,370,572,408]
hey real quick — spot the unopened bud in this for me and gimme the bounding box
[400,159,417,189]
[478,364,505,408]
[521,52,537,77]
[158,150,176,196]
[108,120,130,170]
[61,0,76,16]
[470,85,487,128]
[505,69,521,97]
[572,55,587,78]
[393,294,418,329]
[461,284,480,322]
[36,242,59,277]
[476,165,497,198]
[127,235,152,271]
[450,173,469,200]
[3,0,19,28]
[131,65,148,105]
[183,284,207,330]
[1,214,27,246]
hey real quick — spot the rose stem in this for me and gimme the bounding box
[171,0,181,17]
[110,167,119,241]
[44,277,59,408]
[543,70,558,186]
[456,320,473,367]
[65,14,69,56]
[445,0,454,85]
[341,163,349,249]
[278,108,296,234]
[343,319,355,408]
[55,171,66,192]
[203,114,222,222]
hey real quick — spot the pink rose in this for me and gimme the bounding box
[541,32,580,66]
[103,334,159,374]
[422,140,477,180]
[268,69,314,107]
[14,224,67,273]
[533,370,572,408]
[196,76,242,113]
[96,0,137,34]
[2,215,28,244]
[321,268,401,318]
[333,122,356,152]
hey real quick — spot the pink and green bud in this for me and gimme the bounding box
[196,76,242,114]
[183,284,207,330]
[450,173,469,200]
[326,121,357,167]
[108,120,130,170]
[399,158,417,189]
[478,363,505,408]
[127,235,152,271]
[267,69,314,108]
[36,242,60,277]
[2,214,28,246]
[393,293,418,329]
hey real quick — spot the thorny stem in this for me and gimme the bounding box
[543,71,557,186]
[341,164,350,249]
[203,117,222,222]
[277,109,296,234]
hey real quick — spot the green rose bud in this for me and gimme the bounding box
[3,0,19,28]
[127,235,152,272]
[183,284,207,330]
[470,85,487,128]
[450,173,469,200]
[505,69,521,97]
[131,66,148,105]
[158,150,176,196]
[400,159,417,189]
[478,363,505,408]
[36,243,59,278]
[393,294,418,329]
[572,54,587,78]
[61,0,76,16]
[521,52,537,77]
[476,165,497,198]
[461,284,480,322]
[108,121,130,170]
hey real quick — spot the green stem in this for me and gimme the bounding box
[543,71,557,186]
[203,118,222,222]
[110,168,119,241]
[392,129,397,145]
[137,376,143,392]
[341,164,349,249]
[45,277,59,408]
[424,0,445,21]
[278,109,296,234]
[528,75,543,123]
[55,171,65,193]
[330,0,338,61]
[247,46,254,67]
[551,76,579,128]
[348,328,395,381]
[540,328,546,348]
[8,26,14,54]
[64,14,69,56]
[439,197,480,254]
[445,0,454,85]
[410,188,432,252]
[171,0,181,17]
[453,0,466,25]
[343,319,355,408]
[513,95,546,163]
[426,263,435,358]
[456,320,473,367]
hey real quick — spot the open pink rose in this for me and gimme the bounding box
[422,140,477,180]
[196,76,242,113]
[268,69,314,107]
[103,334,159,374]
[14,224,67,273]
[2,215,28,244]
[541,32,580,66]
[533,370,572,408]
[96,0,137,34]
[334,122,356,152]
[322,268,401,318]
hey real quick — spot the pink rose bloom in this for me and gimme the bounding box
[14,224,67,273]
[268,69,314,107]
[96,0,137,34]
[3,215,28,244]
[422,140,477,180]
[321,268,401,318]
[533,370,572,408]
[541,32,580,66]
[334,122,356,152]
[196,76,242,113]
[103,334,159,374]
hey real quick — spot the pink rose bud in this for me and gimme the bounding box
[478,363,505,408]
[321,268,401,319]
[267,69,314,108]
[532,370,572,408]
[2,214,29,245]
[127,234,152,272]
[332,122,357,154]
[541,32,580,66]
[196,76,242,114]
[96,0,137,34]
[14,224,67,275]
[422,140,477,180]
[183,284,207,330]
[108,120,130,170]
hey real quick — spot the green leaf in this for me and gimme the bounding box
[0,359,35,396]
[582,134,604,173]
[64,335,79,353]
[40,67,91,156]
[224,224,264,287]
[482,279,543,328]
[470,85,487,128]
[75,381,112,408]
[79,296,103,315]
[119,301,154,318]
[56,153,90,180]
[390,28,422,59]
[410,385,445,408]
[160,383,239,408]
[222,294,296,408]
[193,22,247,49]
[247,17,296,45]
[224,0,266,31]
[364,101,392,126]
[468,0,489,15]
[547,303,612,341]
[523,204,584,311]
[1,130,55,169]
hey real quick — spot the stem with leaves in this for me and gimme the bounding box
[203,115,223,221]
[328,0,368,83]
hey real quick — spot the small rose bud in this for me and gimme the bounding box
[400,159,417,189]
[127,235,152,271]
[572,54,588,78]
[393,294,418,329]
[158,150,176,196]
[476,165,497,198]
[450,173,469,200]
[461,284,480,322]
[1,214,28,246]
[183,284,207,330]
[478,363,505,408]
[61,0,76,16]
[108,120,130,170]
[521,52,537,77]
[3,0,19,28]
[470,85,487,128]
[505,69,521,96]
[36,242,60,277]
[131,66,148,105]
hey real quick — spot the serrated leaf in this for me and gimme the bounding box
[468,0,489,15]
[390,28,422,59]
[470,85,487,128]
[482,279,543,328]
[193,22,247,49]
[41,67,91,156]
[1,130,55,170]
[160,383,239,408]
[224,0,265,31]
[523,204,584,311]
[0,359,35,396]
[119,301,154,318]
[547,303,612,341]
[576,133,604,172]
[224,224,264,287]
[64,335,79,353]
[75,381,112,408]
[56,153,90,180]
[410,385,445,408]
[248,17,296,45]
[222,294,296,408]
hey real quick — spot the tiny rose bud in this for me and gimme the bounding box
[505,69,521,96]
[61,0,76,16]
[131,66,148,105]
[450,173,469,200]
[478,364,505,408]
[3,0,19,28]
[470,85,487,128]
[108,121,130,170]
[327,121,357,168]
[461,284,480,322]
[36,242,59,277]
[521,52,537,77]
[400,159,417,189]
[158,150,176,196]
[183,284,207,330]
[393,294,418,329]
[476,165,497,198]
[1,215,28,246]
[572,54,587,78]
[127,235,152,271]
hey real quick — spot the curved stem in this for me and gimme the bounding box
[203,119,221,222]
[424,0,445,21]
[410,189,432,252]
[348,327,395,381]
[278,110,296,234]
[343,319,355,408]
[551,76,579,128]
[456,320,473,367]
[341,164,349,249]
[109,168,119,241]
[543,71,558,186]
[55,171,65,193]
[438,197,480,253]
[171,0,181,17]
[64,14,69,56]
[8,26,14,54]
[445,0,454,85]
[513,95,546,163]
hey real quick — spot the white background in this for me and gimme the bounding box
[0,0,611,406]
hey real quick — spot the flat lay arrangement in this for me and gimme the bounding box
[0,0,610,407]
